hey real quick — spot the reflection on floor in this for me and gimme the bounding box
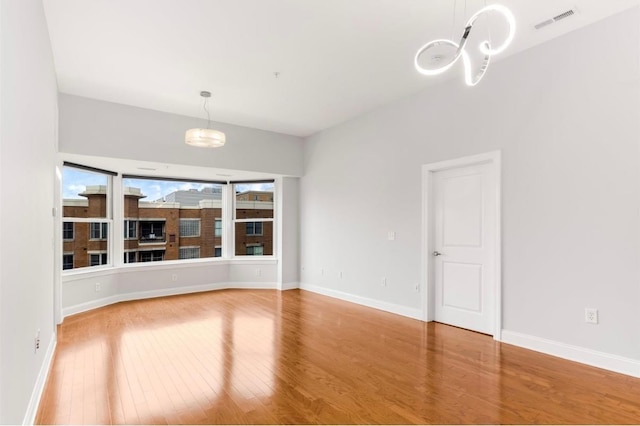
[36,289,640,424]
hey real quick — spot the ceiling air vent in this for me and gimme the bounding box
[553,9,575,21]
[534,19,554,30]
[534,8,577,30]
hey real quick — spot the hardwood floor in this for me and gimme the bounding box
[36,289,640,424]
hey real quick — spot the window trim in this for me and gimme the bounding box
[62,168,280,276]
[62,163,114,272]
[232,182,275,257]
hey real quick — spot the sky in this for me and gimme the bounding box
[63,167,273,201]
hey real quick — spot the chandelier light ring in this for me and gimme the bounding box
[414,39,461,76]
[461,48,490,86]
[185,90,226,148]
[414,3,515,86]
[472,4,516,56]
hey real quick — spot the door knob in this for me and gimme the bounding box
[433,251,442,257]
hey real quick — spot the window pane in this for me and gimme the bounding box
[124,220,137,239]
[63,167,109,218]
[214,218,222,237]
[62,254,74,270]
[90,222,108,240]
[62,165,111,271]
[89,252,108,266]
[122,178,223,262]
[62,222,74,240]
[179,219,200,237]
[179,247,200,259]
[235,182,274,220]
[234,222,273,256]
[139,250,164,262]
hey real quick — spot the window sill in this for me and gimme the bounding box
[62,256,278,281]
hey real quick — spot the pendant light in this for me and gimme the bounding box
[414,3,515,86]
[185,91,226,148]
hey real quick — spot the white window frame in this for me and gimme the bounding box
[232,182,275,258]
[61,164,114,272]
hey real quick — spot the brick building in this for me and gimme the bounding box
[63,187,273,269]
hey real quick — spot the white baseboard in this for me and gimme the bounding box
[63,282,278,319]
[279,281,299,290]
[299,283,423,320]
[23,336,57,425]
[501,330,640,378]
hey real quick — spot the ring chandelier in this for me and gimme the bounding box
[414,4,516,86]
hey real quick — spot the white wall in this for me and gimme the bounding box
[300,8,640,362]
[62,260,279,318]
[277,177,299,289]
[58,94,304,177]
[0,0,58,423]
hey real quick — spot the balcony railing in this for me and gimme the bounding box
[139,233,166,243]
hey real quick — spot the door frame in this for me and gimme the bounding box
[421,150,502,340]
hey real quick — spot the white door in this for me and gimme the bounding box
[433,163,496,334]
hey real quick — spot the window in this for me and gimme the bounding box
[179,219,200,237]
[124,220,137,239]
[124,252,136,263]
[215,246,222,257]
[179,246,200,259]
[234,181,274,256]
[245,222,263,236]
[139,221,165,242]
[63,222,74,240]
[90,222,108,240]
[246,245,264,256]
[139,250,164,262]
[62,254,73,270]
[123,176,224,262]
[62,164,114,270]
[89,253,108,266]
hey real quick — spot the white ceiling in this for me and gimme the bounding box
[43,0,639,137]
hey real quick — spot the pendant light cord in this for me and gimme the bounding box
[451,0,457,40]
[486,0,492,47]
[202,97,211,130]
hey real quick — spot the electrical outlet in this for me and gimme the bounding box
[381,277,387,287]
[339,271,343,279]
[415,283,420,292]
[95,282,101,292]
[255,268,261,277]
[320,268,324,276]
[171,274,177,282]
[585,308,598,324]
[34,329,40,353]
